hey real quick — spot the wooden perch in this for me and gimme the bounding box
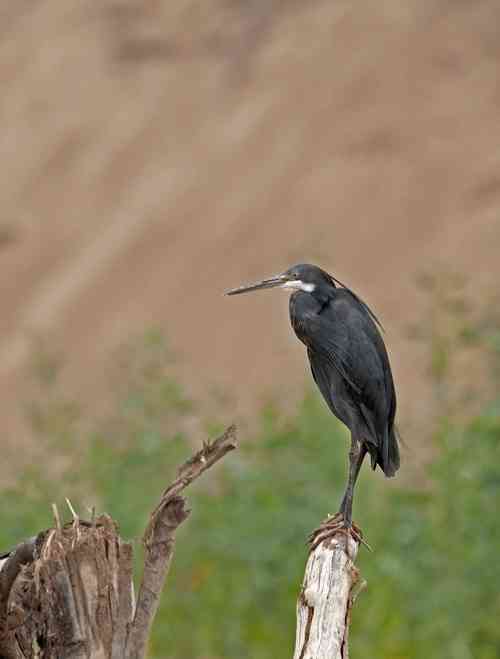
[0,425,237,659]
[293,531,365,659]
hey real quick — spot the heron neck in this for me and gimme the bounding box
[311,284,335,307]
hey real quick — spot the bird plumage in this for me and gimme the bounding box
[290,280,399,478]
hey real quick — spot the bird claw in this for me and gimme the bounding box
[308,513,372,553]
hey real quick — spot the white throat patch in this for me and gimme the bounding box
[282,280,316,293]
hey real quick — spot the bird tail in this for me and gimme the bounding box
[381,426,400,477]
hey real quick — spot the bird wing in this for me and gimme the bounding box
[297,290,394,436]
[307,333,362,396]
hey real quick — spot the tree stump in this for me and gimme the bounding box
[0,426,237,659]
[293,532,365,659]
[0,516,133,658]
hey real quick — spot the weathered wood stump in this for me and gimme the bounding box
[293,531,365,659]
[0,427,237,659]
[0,516,133,658]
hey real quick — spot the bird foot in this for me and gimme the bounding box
[308,513,371,553]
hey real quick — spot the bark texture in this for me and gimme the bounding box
[0,426,237,659]
[0,516,133,659]
[293,532,363,659]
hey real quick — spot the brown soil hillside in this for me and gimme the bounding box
[1,1,499,473]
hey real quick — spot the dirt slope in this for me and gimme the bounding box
[1,1,499,471]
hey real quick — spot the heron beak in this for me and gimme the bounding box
[226,274,288,296]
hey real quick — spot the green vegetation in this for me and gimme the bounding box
[1,329,500,658]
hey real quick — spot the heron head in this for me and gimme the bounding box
[226,264,333,296]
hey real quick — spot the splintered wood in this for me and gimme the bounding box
[0,516,133,659]
[0,426,237,659]
[293,533,364,659]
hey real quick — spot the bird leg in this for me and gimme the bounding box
[309,438,368,551]
[339,437,367,527]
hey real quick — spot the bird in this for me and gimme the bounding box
[227,263,399,542]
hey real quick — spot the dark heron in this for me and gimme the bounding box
[227,263,399,540]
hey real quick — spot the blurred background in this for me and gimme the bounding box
[1,1,500,657]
